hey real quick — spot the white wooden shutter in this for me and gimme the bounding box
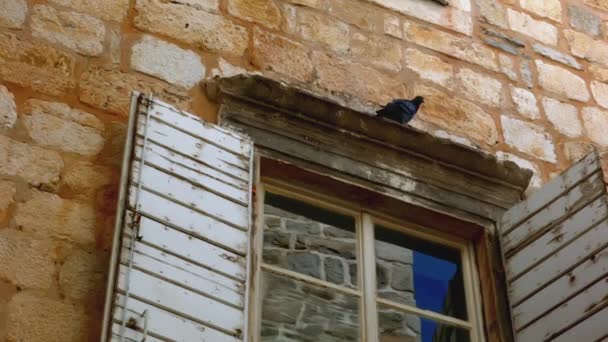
[100,93,254,342]
[499,151,608,341]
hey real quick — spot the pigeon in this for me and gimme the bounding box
[376,96,424,124]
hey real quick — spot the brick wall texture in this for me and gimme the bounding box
[1,0,608,340]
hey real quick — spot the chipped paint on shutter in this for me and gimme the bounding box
[499,151,608,341]
[101,93,254,342]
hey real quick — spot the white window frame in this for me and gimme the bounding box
[250,176,486,342]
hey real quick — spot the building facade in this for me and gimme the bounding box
[1,0,608,341]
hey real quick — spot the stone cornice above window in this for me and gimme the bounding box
[206,74,532,222]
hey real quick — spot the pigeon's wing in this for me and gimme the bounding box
[397,100,417,114]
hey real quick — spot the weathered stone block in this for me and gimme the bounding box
[391,264,413,291]
[590,65,608,82]
[591,81,608,109]
[227,0,281,29]
[264,231,291,249]
[405,49,454,90]
[520,0,562,22]
[536,60,590,102]
[50,0,130,21]
[31,5,105,56]
[15,190,96,245]
[499,54,517,81]
[286,220,320,234]
[383,14,401,38]
[135,0,248,55]
[376,263,388,288]
[375,240,413,264]
[511,87,540,119]
[0,180,15,221]
[568,5,601,37]
[59,249,105,300]
[252,28,314,83]
[350,33,402,72]
[131,35,205,88]
[6,292,87,342]
[0,136,63,187]
[457,68,503,107]
[367,0,472,35]
[324,258,344,285]
[79,66,191,116]
[25,99,104,131]
[0,32,75,95]
[329,0,379,32]
[287,252,320,278]
[210,58,247,78]
[0,85,16,129]
[63,161,113,193]
[477,0,507,28]
[520,58,534,88]
[564,30,608,66]
[562,141,595,163]
[496,152,542,190]
[0,229,56,290]
[297,9,349,53]
[582,107,608,146]
[403,21,497,71]
[314,51,406,104]
[23,114,103,156]
[507,9,558,45]
[415,85,498,145]
[532,44,582,70]
[0,0,27,29]
[542,97,582,137]
[584,0,608,13]
[501,116,556,162]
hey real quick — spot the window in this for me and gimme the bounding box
[254,180,484,342]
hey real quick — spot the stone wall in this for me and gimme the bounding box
[1,0,608,339]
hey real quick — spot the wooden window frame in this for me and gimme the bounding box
[249,170,486,342]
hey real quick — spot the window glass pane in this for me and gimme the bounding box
[261,271,360,341]
[378,304,470,342]
[263,192,358,288]
[375,225,467,320]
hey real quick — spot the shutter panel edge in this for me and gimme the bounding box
[100,93,254,342]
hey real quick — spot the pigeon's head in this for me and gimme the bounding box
[412,96,424,105]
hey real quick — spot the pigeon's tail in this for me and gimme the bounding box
[376,107,388,117]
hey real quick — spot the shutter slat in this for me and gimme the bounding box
[499,151,608,341]
[102,94,253,341]
[113,295,240,342]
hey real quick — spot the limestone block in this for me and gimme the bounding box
[15,190,96,245]
[415,85,498,145]
[457,68,504,107]
[0,229,56,290]
[536,60,589,102]
[6,292,87,342]
[59,249,105,300]
[134,0,247,55]
[0,85,16,129]
[542,97,582,137]
[0,136,63,187]
[507,9,558,45]
[252,28,314,83]
[227,0,281,28]
[582,107,608,146]
[403,21,497,71]
[50,0,130,21]
[0,32,75,95]
[511,87,540,119]
[79,66,191,116]
[31,5,105,56]
[501,115,556,162]
[0,0,27,29]
[131,35,205,88]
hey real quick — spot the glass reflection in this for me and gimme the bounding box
[263,192,358,288]
[261,271,360,342]
[375,225,467,322]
